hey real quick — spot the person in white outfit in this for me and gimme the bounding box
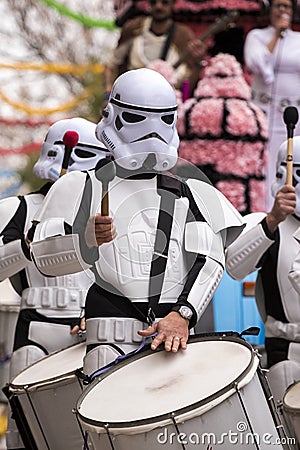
[30,68,245,380]
[0,118,109,450]
[226,136,300,442]
[244,0,300,210]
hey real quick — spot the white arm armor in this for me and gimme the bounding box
[288,227,300,294]
[225,212,274,281]
[31,171,92,276]
[0,196,30,281]
[184,221,224,320]
[32,221,92,276]
[0,239,29,281]
[188,257,223,322]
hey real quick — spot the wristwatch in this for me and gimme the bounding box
[173,305,193,321]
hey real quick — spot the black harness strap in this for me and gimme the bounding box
[160,22,176,61]
[147,174,181,325]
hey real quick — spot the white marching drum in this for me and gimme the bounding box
[0,302,19,403]
[283,381,300,445]
[76,335,286,450]
[8,342,86,450]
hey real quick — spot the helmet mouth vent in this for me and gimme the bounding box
[133,132,166,143]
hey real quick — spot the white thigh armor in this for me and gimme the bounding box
[83,317,148,375]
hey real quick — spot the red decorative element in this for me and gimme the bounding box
[0,117,53,127]
[63,130,79,148]
[0,142,42,155]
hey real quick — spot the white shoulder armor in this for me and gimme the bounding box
[186,178,245,247]
[0,196,21,233]
[225,212,273,281]
[31,171,91,277]
[33,171,87,224]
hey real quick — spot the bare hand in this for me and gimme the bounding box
[70,317,86,335]
[274,14,291,38]
[138,311,189,352]
[266,184,296,233]
[187,39,207,64]
[85,213,116,247]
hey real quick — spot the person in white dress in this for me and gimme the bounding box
[244,0,300,210]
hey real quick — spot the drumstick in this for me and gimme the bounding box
[283,106,299,185]
[95,158,116,216]
[60,131,79,177]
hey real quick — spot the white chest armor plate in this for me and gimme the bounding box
[94,176,190,303]
[278,217,300,323]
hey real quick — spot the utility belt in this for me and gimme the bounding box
[21,287,86,316]
[252,90,300,113]
[85,317,149,346]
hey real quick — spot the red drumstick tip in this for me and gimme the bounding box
[63,130,79,148]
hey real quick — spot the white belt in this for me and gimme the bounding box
[21,287,86,314]
[85,317,148,346]
[252,90,300,112]
[265,315,300,341]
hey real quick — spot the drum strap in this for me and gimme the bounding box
[147,174,181,326]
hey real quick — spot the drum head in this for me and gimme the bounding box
[77,336,257,430]
[284,380,300,412]
[10,342,86,387]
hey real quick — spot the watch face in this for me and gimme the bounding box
[179,306,193,320]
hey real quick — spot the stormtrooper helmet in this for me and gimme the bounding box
[96,68,179,171]
[34,118,109,181]
[271,135,300,216]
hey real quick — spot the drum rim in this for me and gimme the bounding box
[76,335,256,429]
[283,379,300,413]
[9,341,86,390]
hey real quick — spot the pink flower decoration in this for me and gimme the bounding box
[147,59,178,86]
[177,52,268,213]
[215,141,265,176]
[189,99,223,136]
[203,53,243,78]
[177,98,196,135]
[226,99,258,136]
[250,102,269,140]
[216,180,246,212]
[250,179,266,212]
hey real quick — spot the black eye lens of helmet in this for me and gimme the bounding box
[161,114,174,124]
[296,169,300,178]
[74,148,96,159]
[122,112,146,123]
